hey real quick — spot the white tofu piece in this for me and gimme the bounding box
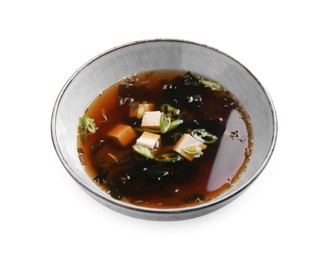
[129,102,155,118]
[137,103,155,119]
[173,134,207,161]
[141,111,162,129]
[135,131,161,151]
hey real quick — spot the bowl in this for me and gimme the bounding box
[51,39,277,220]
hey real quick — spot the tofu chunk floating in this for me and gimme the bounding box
[173,134,207,161]
[135,131,161,151]
[107,124,137,147]
[129,102,155,119]
[141,111,162,129]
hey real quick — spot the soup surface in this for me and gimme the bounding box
[77,70,252,208]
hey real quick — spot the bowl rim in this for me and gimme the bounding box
[51,38,278,217]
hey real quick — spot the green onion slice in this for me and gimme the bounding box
[199,79,224,91]
[160,104,180,118]
[160,114,171,133]
[159,114,183,134]
[79,115,96,140]
[132,145,154,159]
[191,129,218,144]
[85,118,96,133]
[154,152,183,163]
[182,146,204,156]
[134,128,161,133]
[168,119,183,131]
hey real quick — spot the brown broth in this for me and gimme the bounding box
[77,70,252,209]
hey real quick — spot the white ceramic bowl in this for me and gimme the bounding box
[51,39,277,220]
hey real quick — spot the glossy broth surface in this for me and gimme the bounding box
[77,70,252,208]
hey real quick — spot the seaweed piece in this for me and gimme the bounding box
[144,160,198,181]
[185,94,204,114]
[199,78,224,91]
[106,184,124,200]
[183,71,201,87]
[118,84,150,103]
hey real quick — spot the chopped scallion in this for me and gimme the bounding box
[134,128,161,133]
[132,145,154,159]
[199,79,224,91]
[160,104,180,118]
[191,129,218,144]
[182,146,204,155]
[79,115,96,141]
[168,119,183,132]
[160,114,171,133]
[154,153,183,163]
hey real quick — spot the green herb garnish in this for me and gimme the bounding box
[134,128,161,133]
[160,104,180,118]
[154,153,184,163]
[79,115,96,141]
[182,146,204,157]
[159,104,183,134]
[168,119,183,132]
[160,114,171,134]
[199,79,224,91]
[132,145,154,159]
[191,129,218,144]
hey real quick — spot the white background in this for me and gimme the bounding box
[1,0,330,259]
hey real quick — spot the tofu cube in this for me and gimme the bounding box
[173,134,207,161]
[107,124,137,147]
[129,103,155,119]
[141,111,162,129]
[135,131,161,151]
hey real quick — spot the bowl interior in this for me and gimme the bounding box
[52,40,277,217]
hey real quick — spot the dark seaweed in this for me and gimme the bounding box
[118,84,150,101]
[107,184,124,200]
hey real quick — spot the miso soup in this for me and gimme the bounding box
[77,70,252,208]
